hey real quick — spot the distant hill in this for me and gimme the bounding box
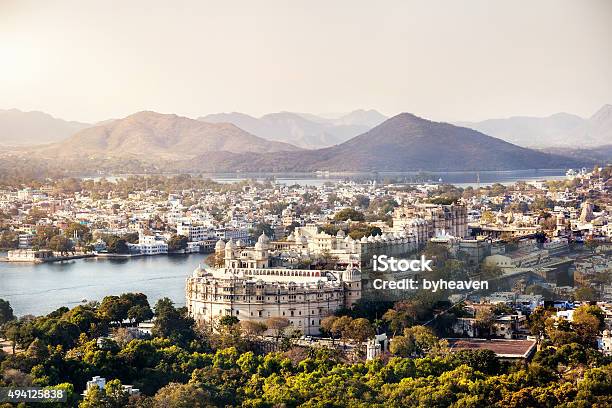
[300,109,388,128]
[540,145,612,164]
[184,113,587,172]
[42,111,300,160]
[0,109,90,146]
[199,110,387,149]
[574,105,612,147]
[459,104,612,148]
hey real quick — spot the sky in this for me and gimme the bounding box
[1,0,611,123]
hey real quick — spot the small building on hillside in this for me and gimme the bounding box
[446,338,537,361]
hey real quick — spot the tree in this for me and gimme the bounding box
[0,298,15,326]
[31,226,60,249]
[97,296,130,325]
[79,379,129,408]
[528,306,553,339]
[45,319,81,349]
[334,208,365,222]
[352,194,370,209]
[2,320,20,354]
[240,320,267,339]
[478,263,502,280]
[449,349,500,375]
[168,234,189,252]
[348,318,374,344]
[330,315,353,346]
[389,326,442,357]
[152,298,195,344]
[491,303,514,316]
[102,235,130,254]
[127,304,153,325]
[250,223,274,239]
[112,327,137,347]
[572,305,605,346]
[480,210,495,224]
[64,305,99,332]
[122,232,139,244]
[0,230,19,249]
[347,223,382,240]
[219,315,239,327]
[152,383,213,408]
[474,308,495,339]
[266,317,290,341]
[389,335,411,357]
[423,242,451,264]
[382,301,424,334]
[64,222,92,244]
[320,316,338,341]
[49,235,74,254]
[120,293,153,324]
[574,287,597,301]
[526,284,554,300]
[210,317,245,351]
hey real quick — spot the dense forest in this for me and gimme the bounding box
[0,293,610,407]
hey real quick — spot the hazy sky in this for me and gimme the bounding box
[1,0,611,123]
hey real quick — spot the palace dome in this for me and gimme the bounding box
[215,239,225,251]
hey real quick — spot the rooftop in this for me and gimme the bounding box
[446,338,537,359]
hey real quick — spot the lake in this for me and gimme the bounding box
[210,169,568,188]
[88,169,568,188]
[0,254,206,316]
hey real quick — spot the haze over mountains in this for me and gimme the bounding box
[459,105,612,148]
[0,109,89,146]
[41,111,300,160]
[184,113,585,172]
[200,109,387,149]
[2,105,609,152]
[1,105,608,174]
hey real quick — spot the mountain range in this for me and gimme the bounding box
[199,109,387,149]
[181,113,586,172]
[458,105,612,148]
[0,109,90,146]
[1,106,607,174]
[3,105,609,151]
[39,111,300,160]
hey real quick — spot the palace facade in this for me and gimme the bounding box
[391,203,468,243]
[186,203,469,334]
[186,233,362,335]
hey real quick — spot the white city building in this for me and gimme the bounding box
[177,221,212,242]
[129,233,168,255]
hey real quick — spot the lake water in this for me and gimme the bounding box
[211,169,568,188]
[87,169,568,188]
[0,254,206,316]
